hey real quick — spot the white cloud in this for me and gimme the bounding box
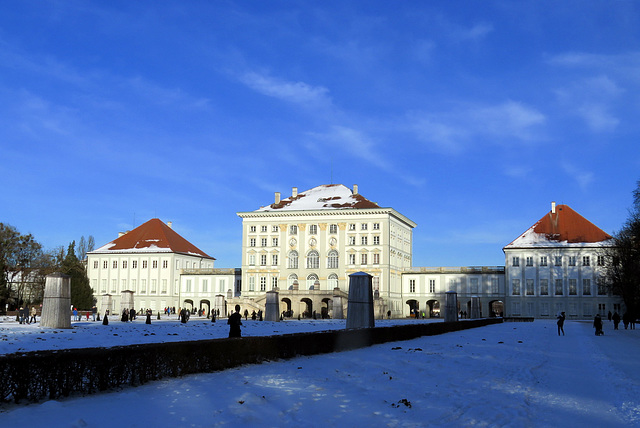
[239,72,332,108]
[308,125,389,170]
[562,163,594,192]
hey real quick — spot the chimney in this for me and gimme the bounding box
[353,184,359,195]
[275,192,281,204]
[292,187,298,198]
[551,201,556,214]
[118,232,125,238]
[167,221,173,229]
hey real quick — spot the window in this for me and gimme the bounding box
[141,279,147,293]
[142,260,148,269]
[271,254,278,266]
[261,238,267,247]
[250,226,256,233]
[568,256,576,266]
[540,256,547,266]
[290,225,298,235]
[260,276,266,291]
[307,251,319,269]
[132,260,137,269]
[569,279,577,295]
[250,238,256,247]
[470,278,479,294]
[248,276,255,291]
[373,223,380,230]
[152,260,158,269]
[361,253,368,265]
[307,274,319,290]
[582,256,590,266]
[329,224,338,234]
[202,279,208,292]
[288,251,298,269]
[162,279,167,294]
[429,279,436,293]
[555,256,562,266]
[555,279,563,295]
[597,255,605,266]
[349,236,356,245]
[327,250,339,269]
[328,274,338,288]
[373,236,380,245]
[361,236,368,245]
[409,279,416,293]
[122,260,128,269]
[540,279,549,295]
[583,279,591,295]
[162,260,168,269]
[525,257,533,267]
[597,279,607,295]
[271,276,278,289]
[349,254,356,265]
[309,225,317,235]
[113,260,118,269]
[248,254,256,266]
[361,223,368,231]
[525,279,534,295]
[111,279,117,293]
[540,302,550,316]
[512,279,520,295]
[260,254,267,266]
[288,274,298,288]
[373,253,380,264]
[121,279,127,291]
[512,257,520,267]
[151,279,157,294]
[348,223,356,231]
[272,238,278,247]
[272,225,279,232]
[261,225,267,233]
[491,278,499,294]
[93,260,98,269]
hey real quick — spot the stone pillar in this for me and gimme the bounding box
[444,291,458,323]
[101,295,113,315]
[346,272,375,329]
[332,288,344,319]
[265,290,280,322]
[470,296,481,319]
[121,290,134,314]
[40,272,72,329]
[214,294,226,317]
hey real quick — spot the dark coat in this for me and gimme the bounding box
[228,312,242,337]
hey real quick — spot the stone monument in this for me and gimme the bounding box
[470,296,481,319]
[40,272,72,329]
[444,291,458,323]
[264,290,280,322]
[346,272,374,329]
[332,287,344,319]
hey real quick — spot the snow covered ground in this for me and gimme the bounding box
[1,316,639,427]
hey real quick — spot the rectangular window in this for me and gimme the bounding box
[152,260,158,269]
[272,225,279,232]
[93,260,99,269]
[361,223,368,231]
[349,254,356,265]
[597,279,607,295]
[248,254,255,266]
[569,279,577,295]
[271,276,278,289]
[583,303,592,317]
[526,257,533,267]
[202,279,208,293]
[582,256,590,266]
[329,224,338,234]
[597,255,605,266]
[526,279,534,295]
[272,238,278,247]
[290,225,297,235]
[121,279,127,290]
[261,238,267,247]
[101,279,107,293]
[131,279,136,292]
[373,223,380,230]
[151,279,157,294]
[361,236,368,245]
[429,279,436,293]
[260,276,266,291]
[122,260,128,269]
[111,279,117,293]
[261,225,267,233]
[361,254,367,265]
[162,279,167,294]
[470,278,479,294]
[141,279,147,293]
[113,260,118,269]
[373,253,380,264]
[309,225,317,235]
[555,279,563,295]
[491,278,499,294]
[248,276,255,292]
[348,223,356,231]
[250,226,256,233]
[142,260,148,269]
[540,302,550,316]
[540,279,549,295]
[272,254,278,266]
[260,255,267,266]
[583,279,591,295]
[373,236,380,245]
[103,260,108,269]
[349,236,356,245]
[555,256,562,266]
[409,279,416,293]
[568,256,576,266]
[512,302,521,316]
[250,238,256,247]
[162,260,168,268]
[540,256,547,267]
[512,257,520,267]
[512,279,520,295]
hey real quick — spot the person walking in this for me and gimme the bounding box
[228,305,242,338]
[594,314,604,336]
[613,312,621,330]
[29,306,37,323]
[557,311,566,336]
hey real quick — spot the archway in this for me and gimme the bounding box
[406,299,419,318]
[183,299,194,311]
[200,299,211,317]
[321,297,332,319]
[281,297,293,317]
[301,298,313,318]
[427,299,440,318]
[489,300,504,317]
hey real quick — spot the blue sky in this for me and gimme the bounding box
[1,1,639,268]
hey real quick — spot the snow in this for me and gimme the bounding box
[258,184,367,211]
[505,224,615,249]
[1,317,639,427]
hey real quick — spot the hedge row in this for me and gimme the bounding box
[0,318,501,404]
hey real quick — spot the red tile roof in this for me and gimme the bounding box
[93,218,214,259]
[259,184,380,211]
[505,204,612,248]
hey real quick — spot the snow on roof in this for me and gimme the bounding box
[90,218,215,259]
[257,184,380,211]
[505,204,613,249]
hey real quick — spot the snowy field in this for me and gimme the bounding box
[1,317,639,427]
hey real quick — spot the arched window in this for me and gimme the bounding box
[327,250,339,269]
[288,274,298,288]
[307,273,319,289]
[288,250,298,269]
[328,273,338,289]
[307,250,319,269]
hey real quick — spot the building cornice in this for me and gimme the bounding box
[237,208,417,228]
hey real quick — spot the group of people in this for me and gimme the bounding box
[17,306,37,324]
[558,310,637,336]
[608,310,636,330]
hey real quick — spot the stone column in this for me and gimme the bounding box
[40,272,72,329]
[444,291,458,323]
[121,290,134,314]
[470,296,481,319]
[346,272,375,329]
[265,290,280,322]
[332,288,344,319]
[214,294,226,317]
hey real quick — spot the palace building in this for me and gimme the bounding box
[87,185,624,319]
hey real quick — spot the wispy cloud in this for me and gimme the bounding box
[562,162,594,192]
[307,125,389,170]
[239,72,332,108]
